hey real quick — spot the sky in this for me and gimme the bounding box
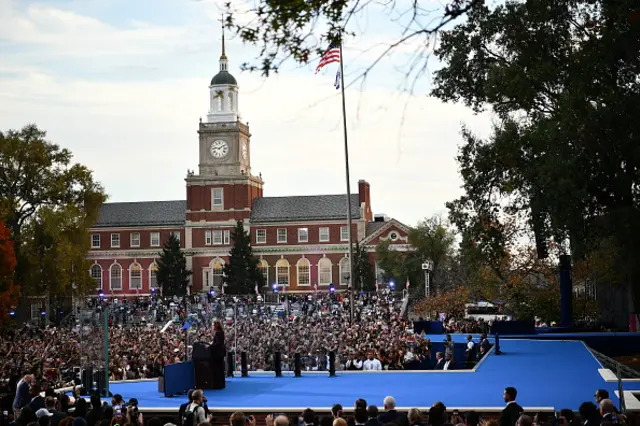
[0,0,493,226]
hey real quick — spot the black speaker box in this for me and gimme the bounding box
[194,359,213,389]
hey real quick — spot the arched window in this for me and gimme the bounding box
[149,262,158,289]
[129,262,142,290]
[211,259,225,290]
[259,259,269,286]
[90,264,102,289]
[318,258,332,286]
[339,257,350,286]
[276,259,289,287]
[110,263,122,290]
[228,92,234,111]
[296,258,310,286]
[217,93,223,111]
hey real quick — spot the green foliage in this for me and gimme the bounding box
[0,124,107,297]
[156,234,192,297]
[431,0,640,316]
[223,221,263,294]
[352,242,376,291]
[223,0,482,76]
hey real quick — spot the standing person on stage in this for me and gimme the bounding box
[211,320,226,389]
[13,374,35,418]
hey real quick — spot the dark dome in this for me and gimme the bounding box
[210,71,237,86]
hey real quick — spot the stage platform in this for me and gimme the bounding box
[104,339,640,413]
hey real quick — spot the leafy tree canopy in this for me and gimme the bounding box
[223,0,481,76]
[430,0,640,314]
[0,124,107,297]
[156,234,192,298]
[223,221,264,294]
[0,221,19,321]
[352,242,376,291]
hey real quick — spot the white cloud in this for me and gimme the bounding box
[0,0,493,226]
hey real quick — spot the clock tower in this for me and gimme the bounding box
[185,24,263,224]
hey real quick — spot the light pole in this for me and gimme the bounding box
[422,260,434,297]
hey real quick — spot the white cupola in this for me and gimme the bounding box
[206,19,239,123]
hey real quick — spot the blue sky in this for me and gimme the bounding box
[0,0,492,226]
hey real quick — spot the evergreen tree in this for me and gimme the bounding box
[352,242,376,291]
[156,233,191,297]
[223,221,264,294]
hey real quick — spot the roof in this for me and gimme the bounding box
[366,221,387,236]
[250,194,361,223]
[211,70,237,86]
[94,200,186,228]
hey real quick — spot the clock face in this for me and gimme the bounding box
[210,140,229,158]
[241,142,248,160]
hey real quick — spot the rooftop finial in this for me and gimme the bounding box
[219,14,226,59]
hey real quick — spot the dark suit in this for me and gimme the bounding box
[499,402,523,426]
[378,410,408,426]
[49,409,67,426]
[366,419,382,426]
[434,359,445,370]
[211,330,226,389]
[27,396,45,412]
[443,360,456,371]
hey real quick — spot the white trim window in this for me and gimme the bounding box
[256,229,267,244]
[339,257,351,286]
[212,188,224,209]
[213,230,223,245]
[223,230,230,245]
[276,259,289,286]
[111,233,120,248]
[298,228,309,243]
[129,263,142,290]
[149,263,159,289]
[150,232,160,247]
[110,263,122,290]
[205,230,212,246]
[90,264,102,289]
[259,259,269,284]
[91,234,101,249]
[318,258,332,285]
[211,259,225,289]
[297,258,311,286]
[319,227,330,242]
[130,232,140,248]
[277,228,287,244]
[340,226,349,242]
[171,231,181,242]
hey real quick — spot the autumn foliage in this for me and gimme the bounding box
[413,286,470,320]
[0,221,19,320]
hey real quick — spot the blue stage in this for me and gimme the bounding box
[106,338,640,412]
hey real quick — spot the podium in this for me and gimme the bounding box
[192,341,214,389]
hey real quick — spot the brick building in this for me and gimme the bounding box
[86,40,411,296]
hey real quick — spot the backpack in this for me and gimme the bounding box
[182,403,201,426]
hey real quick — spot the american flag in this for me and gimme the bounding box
[315,42,341,73]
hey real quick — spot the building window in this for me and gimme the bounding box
[129,263,142,290]
[256,229,266,244]
[149,263,158,289]
[389,232,398,241]
[205,230,212,245]
[212,188,224,209]
[375,262,386,284]
[340,226,349,242]
[223,230,230,245]
[259,259,268,285]
[130,232,140,248]
[91,234,100,249]
[276,258,289,287]
[213,230,223,245]
[90,264,102,289]
[297,258,310,286]
[339,257,350,286]
[150,232,160,247]
[298,228,309,243]
[171,231,181,242]
[31,302,42,321]
[211,259,224,290]
[110,264,122,290]
[319,227,330,242]
[277,228,287,243]
[111,233,120,248]
[318,258,332,285]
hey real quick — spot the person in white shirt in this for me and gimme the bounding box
[362,351,382,371]
[345,354,363,370]
[465,335,476,368]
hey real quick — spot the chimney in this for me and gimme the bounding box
[358,180,372,221]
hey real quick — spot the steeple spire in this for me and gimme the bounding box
[218,14,228,72]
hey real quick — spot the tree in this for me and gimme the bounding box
[0,221,19,321]
[223,221,263,294]
[413,286,470,320]
[0,124,106,300]
[224,0,482,77]
[156,234,192,297]
[352,242,376,291]
[431,0,640,325]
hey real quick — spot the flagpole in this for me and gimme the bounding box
[338,41,355,323]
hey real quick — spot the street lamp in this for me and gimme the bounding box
[422,260,434,297]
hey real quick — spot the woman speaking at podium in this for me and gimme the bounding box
[211,320,226,389]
